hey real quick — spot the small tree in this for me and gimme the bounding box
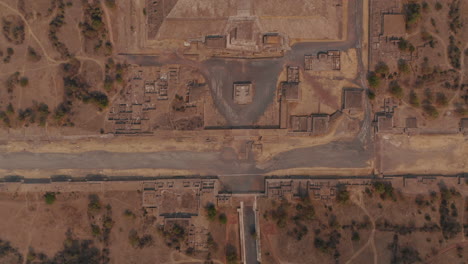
[373,181,395,200]
[423,104,439,118]
[19,77,29,87]
[435,92,448,107]
[367,90,376,100]
[405,3,422,26]
[88,194,102,213]
[389,81,403,99]
[44,192,56,204]
[422,2,429,12]
[351,231,360,241]
[375,62,389,76]
[336,187,350,204]
[367,72,380,89]
[91,224,101,237]
[218,213,227,224]
[6,103,14,114]
[205,204,217,221]
[27,47,41,62]
[409,91,420,107]
[123,209,136,218]
[398,39,415,52]
[398,59,410,74]
[225,244,238,264]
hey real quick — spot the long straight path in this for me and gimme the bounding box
[243,205,259,264]
[0,138,371,175]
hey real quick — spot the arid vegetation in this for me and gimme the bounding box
[80,2,112,56]
[49,0,71,59]
[2,15,25,45]
[369,0,468,126]
[260,179,468,264]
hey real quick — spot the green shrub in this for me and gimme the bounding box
[87,91,109,109]
[375,62,389,76]
[271,201,289,228]
[124,209,136,218]
[53,102,71,121]
[398,39,415,52]
[205,204,217,221]
[36,102,50,127]
[424,88,433,102]
[405,3,422,26]
[294,202,315,221]
[424,214,431,221]
[409,91,420,107]
[6,103,14,114]
[389,81,403,99]
[88,194,102,213]
[218,213,227,224]
[103,75,114,91]
[373,181,395,200]
[2,17,25,45]
[103,216,113,229]
[368,90,376,100]
[91,224,101,236]
[448,35,461,69]
[19,77,28,87]
[422,2,429,12]
[225,244,238,264]
[367,72,380,89]
[423,104,439,118]
[27,47,41,62]
[5,72,19,93]
[435,93,448,106]
[398,59,410,74]
[6,47,13,56]
[351,231,360,241]
[449,0,462,33]
[336,187,350,204]
[44,192,56,204]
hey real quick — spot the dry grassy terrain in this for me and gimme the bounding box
[0,189,241,264]
[369,0,468,128]
[259,181,468,264]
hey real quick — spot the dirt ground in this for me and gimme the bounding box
[0,188,239,264]
[369,0,468,129]
[378,134,468,174]
[0,190,176,264]
[259,182,468,264]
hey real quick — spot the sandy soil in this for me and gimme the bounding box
[260,183,468,264]
[379,134,468,174]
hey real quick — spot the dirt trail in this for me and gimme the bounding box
[345,191,377,264]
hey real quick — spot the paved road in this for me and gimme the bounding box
[0,0,373,175]
[243,205,259,264]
